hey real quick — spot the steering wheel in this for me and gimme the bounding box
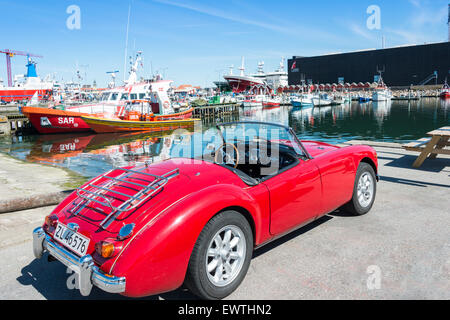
[214,143,239,169]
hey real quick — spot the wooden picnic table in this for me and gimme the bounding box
[403,126,450,168]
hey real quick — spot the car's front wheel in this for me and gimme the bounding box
[343,162,377,216]
[185,210,253,300]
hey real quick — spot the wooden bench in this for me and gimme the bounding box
[402,127,450,168]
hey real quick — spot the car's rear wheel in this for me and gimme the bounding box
[185,210,253,300]
[343,162,377,216]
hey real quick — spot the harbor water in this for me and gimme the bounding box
[0,98,448,180]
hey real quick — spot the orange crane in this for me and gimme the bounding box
[0,49,43,87]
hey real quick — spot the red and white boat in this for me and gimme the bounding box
[242,95,265,107]
[22,53,186,134]
[262,96,282,109]
[224,57,288,93]
[440,82,450,99]
[0,57,53,103]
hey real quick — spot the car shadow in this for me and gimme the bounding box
[379,175,450,188]
[17,254,199,300]
[253,215,334,259]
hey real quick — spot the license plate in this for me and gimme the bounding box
[54,223,90,257]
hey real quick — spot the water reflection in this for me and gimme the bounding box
[241,106,289,126]
[0,99,448,179]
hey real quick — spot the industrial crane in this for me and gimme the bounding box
[0,49,43,87]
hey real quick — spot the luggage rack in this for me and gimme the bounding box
[71,167,180,228]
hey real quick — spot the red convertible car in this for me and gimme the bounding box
[33,121,378,299]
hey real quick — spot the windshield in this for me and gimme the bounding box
[217,122,306,156]
[168,122,307,162]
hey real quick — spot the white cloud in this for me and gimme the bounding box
[152,0,338,41]
[153,0,292,34]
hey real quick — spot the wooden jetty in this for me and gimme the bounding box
[192,103,240,122]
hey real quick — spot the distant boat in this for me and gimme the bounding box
[291,93,314,108]
[0,56,53,103]
[242,95,264,107]
[312,93,332,107]
[262,96,281,109]
[372,74,392,102]
[440,81,450,99]
[359,96,371,103]
[331,95,345,105]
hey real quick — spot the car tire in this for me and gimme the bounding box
[343,162,377,216]
[185,210,253,300]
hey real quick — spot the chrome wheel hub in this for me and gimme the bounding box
[357,172,374,208]
[206,225,246,287]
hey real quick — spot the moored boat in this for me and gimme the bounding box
[262,95,281,109]
[0,56,53,103]
[81,109,198,133]
[21,52,185,134]
[440,81,450,99]
[291,93,314,108]
[312,93,332,107]
[372,74,392,102]
[21,106,92,134]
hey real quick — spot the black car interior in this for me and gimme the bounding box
[216,140,300,185]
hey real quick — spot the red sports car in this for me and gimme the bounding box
[33,121,378,299]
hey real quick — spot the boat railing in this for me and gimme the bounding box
[72,167,180,228]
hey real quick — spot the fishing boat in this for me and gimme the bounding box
[242,95,264,107]
[291,93,314,108]
[372,74,392,102]
[359,96,371,103]
[440,81,450,99]
[331,95,345,105]
[262,96,281,109]
[81,107,198,133]
[224,58,288,93]
[312,93,332,107]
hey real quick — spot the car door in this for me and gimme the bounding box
[263,159,323,236]
[313,151,356,214]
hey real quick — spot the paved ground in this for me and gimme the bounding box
[0,153,73,201]
[0,145,449,300]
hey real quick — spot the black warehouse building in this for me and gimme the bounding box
[288,42,450,87]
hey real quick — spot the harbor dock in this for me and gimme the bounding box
[0,105,30,136]
[192,103,240,122]
[0,153,86,213]
[0,141,448,299]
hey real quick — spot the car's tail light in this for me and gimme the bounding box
[95,239,121,258]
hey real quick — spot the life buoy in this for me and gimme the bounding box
[163,101,170,109]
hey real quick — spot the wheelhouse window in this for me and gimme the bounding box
[110,93,119,101]
[100,92,110,101]
[120,93,129,101]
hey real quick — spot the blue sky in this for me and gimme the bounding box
[0,0,448,87]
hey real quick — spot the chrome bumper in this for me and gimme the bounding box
[33,227,126,296]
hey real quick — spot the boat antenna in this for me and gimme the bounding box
[123,3,131,83]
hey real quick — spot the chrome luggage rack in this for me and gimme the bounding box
[71,167,180,228]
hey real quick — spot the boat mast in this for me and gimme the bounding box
[123,3,131,83]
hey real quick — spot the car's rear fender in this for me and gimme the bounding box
[110,183,270,298]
